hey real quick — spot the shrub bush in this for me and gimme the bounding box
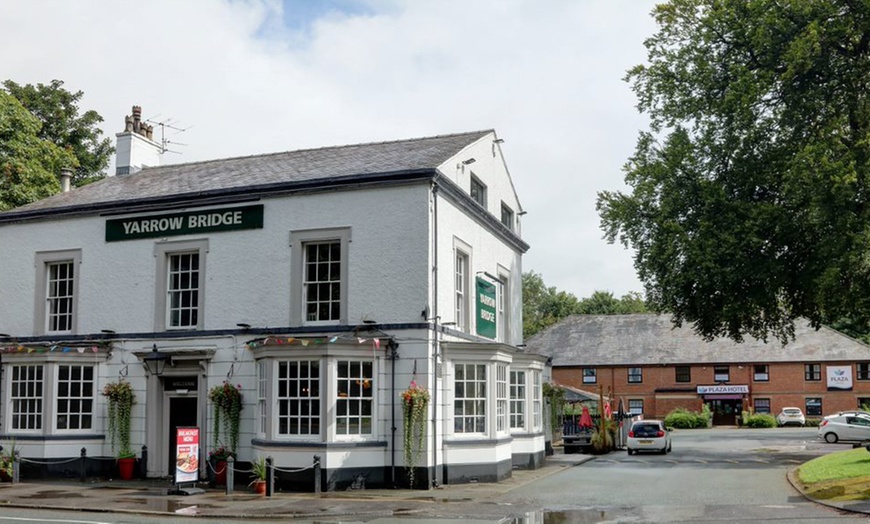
[742,412,777,428]
[804,417,821,427]
[664,407,708,429]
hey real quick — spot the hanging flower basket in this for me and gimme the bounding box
[102,380,136,459]
[401,380,430,489]
[208,381,242,455]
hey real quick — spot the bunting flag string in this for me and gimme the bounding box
[246,335,390,351]
[0,345,101,354]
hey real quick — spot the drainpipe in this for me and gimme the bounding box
[387,339,399,487]
[431,181,440,487]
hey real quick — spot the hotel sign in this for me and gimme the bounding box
[827,366,853,391]
[475,277,497,339]
[106,204,264,242]
[697,385,749,394]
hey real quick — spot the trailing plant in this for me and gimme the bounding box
[208,445,233,462]
[0,440,16,479]
[542,382,566,435]
[209,381,243,455]
[102,380,136,458]
[401,380,430,488]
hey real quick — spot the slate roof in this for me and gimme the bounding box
[2,130,493,218]
[525,314,870,366]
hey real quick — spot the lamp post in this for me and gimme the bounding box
[142,344,170,376]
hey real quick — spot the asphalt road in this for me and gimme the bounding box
[502,426,868,523]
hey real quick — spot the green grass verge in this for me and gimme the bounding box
[798,448,870,484]
[796,448,870,502]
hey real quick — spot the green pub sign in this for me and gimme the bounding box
[476,277,497,339]
[106,204,264,242]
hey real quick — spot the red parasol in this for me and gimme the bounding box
[579,405,594,428]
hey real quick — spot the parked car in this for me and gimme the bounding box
[627,420,671,455]
[826,410,870,419]
[818,414,870,443]
[776,407,806,427]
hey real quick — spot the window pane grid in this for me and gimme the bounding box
[336,360,373,435]
[628,367,642,383]
[277,360,320,436]
[805,364,821,381]
[675,366,691,383]
[167,252,199,328]
[496,364,508,432]
[11,365,43,430]
[304,242,341,322]
[46,261,74,332]
[455,363,486,433]
[859,364,870,381]
[455,252,468,331]
[532,371,542,429]
[56,365,94,430]
[510,370,526,429]
[257,361,267,434]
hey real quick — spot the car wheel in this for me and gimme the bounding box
[667,443,672,453]
[627,449,634,456]
[824,432,839,444]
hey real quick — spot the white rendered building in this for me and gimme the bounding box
[0,107,545,490]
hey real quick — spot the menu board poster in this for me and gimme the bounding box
[175,427,200,484]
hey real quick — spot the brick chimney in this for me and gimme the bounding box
[114,105,161,176]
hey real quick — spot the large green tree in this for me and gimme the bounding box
[598,0,870,343]
[0,91,76,211]
[3,79,113,186]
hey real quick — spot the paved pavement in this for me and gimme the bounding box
[0,452,593,520]
[1,449,868,520]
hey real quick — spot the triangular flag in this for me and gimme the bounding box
[374,339,381,349]
[329,336,338,343]
[77,347,85,353]
[301,340,309,346]
[287,337,295,344]
[358,337,365,344]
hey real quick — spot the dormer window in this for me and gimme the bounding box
[470,175,487,208]
[500,203,514,231]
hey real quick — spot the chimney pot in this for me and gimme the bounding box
[60,168,72,193]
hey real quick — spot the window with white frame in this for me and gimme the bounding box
[167,252,200,328]
[496,363,508,432]
[277,360,320,436]
[455,250,469,331]
[532,370,542,430]
[628,367,642,383]
[154,240,207,331]
[713,365,730,382]
[336,360,373,435]
[754,398,771,414]
[304,241,341,322]
[509,370,526,430]
[500,203,514,230]
[34,250,81,335]
[47,261,75,333]
[56,365,94,430]
[470,175,487,208]
[628,399,643,415]
[454,363,486,433]
[257,361,268,435]
[290,228,350,326]
[497,272,510,343]
[583,368,596,384]
[11,365,43,430]
[754,364,769,382]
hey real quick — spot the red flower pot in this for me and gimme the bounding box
[214,460,227,485]
[118,457,136,480]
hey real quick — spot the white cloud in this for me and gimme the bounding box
[1,0,658,298]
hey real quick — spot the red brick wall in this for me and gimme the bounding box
[552,361,870,420]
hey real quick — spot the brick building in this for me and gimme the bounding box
[525,314,870,425]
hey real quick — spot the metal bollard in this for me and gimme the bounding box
[265,456,274,497]
[80,448,87,482]
[226,456,235,495]
[12,450,19,484]
[313,454,321,494]
[140,445,148,479]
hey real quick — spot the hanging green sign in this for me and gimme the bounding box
[105,204,264,242]
[476,277,497,339]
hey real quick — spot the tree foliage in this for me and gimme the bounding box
[522,271,648,338]
[598,0,870,343]
[0,91,76,211]
[3,79,112,186]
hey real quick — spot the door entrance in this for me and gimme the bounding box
[707,399,742,426]
[168,397,198,476]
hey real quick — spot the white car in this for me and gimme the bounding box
[776,407,806,427]
[818,414,870,443]
[626,420,672,455]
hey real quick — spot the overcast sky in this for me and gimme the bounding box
[2,0,659,299]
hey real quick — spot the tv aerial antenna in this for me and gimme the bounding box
[146,114,192,155]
